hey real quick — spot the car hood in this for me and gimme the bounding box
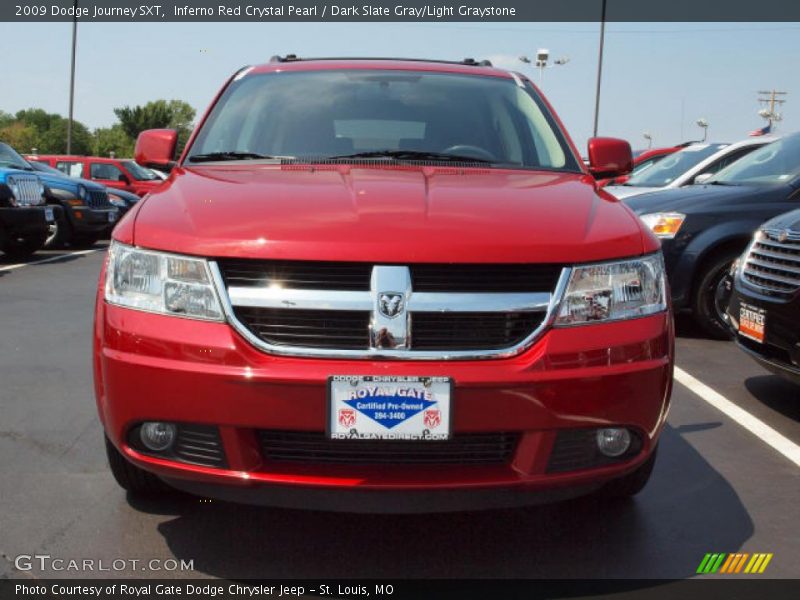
[603,185,661,200]
[624,183,789,215]
[762,207,800,232]
[37,172,105,192]
[128,164,651,263]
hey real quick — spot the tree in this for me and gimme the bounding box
[9,108,92,154]
[0,122,39,154]
[113,99,195,144]
[93,124,135,158]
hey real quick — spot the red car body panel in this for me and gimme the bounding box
[95,58,673,511]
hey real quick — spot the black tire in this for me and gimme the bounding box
[70,233,100,249]
[691,252,739,340]
[597,446,658,499]
[0,234,47,259]
[105,436,168,496]
[44,206,72,249]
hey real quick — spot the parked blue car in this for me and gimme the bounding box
[26,159,118,248]
[0,142,52,258]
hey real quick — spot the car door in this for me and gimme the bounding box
[89,161,129,192]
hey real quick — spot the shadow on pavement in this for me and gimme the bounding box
[128,424,754,580]
[745,375,800,423]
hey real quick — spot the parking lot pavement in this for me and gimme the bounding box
[0,247,798,581]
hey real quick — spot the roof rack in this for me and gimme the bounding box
[267,55,493,67]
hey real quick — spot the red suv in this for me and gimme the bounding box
[95,57,673,512]
[28,155,163,197]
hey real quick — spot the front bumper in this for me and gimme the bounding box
[95,286,673,511]
[727,282,800,386]
[0,206,50,243]
[66,206,119,234]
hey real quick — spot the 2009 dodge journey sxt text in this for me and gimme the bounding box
[94,56,674,512]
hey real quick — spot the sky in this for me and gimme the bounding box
[1,21,799,151]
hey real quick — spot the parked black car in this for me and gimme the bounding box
[625,133,800,338]
[0,143,52,258]
[725,210,800,385]
[26,159,118,248]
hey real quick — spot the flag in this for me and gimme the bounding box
[749,123,772,136]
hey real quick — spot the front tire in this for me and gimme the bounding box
[692,252,739,339]
[70,233,100,249]
[105,436,168,496]
[44,207,71,249]
[0,234,47,259]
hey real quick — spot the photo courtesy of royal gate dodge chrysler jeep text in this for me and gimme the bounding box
[94,56,674,512]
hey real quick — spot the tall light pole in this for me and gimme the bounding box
[518,50,570,89]
[592,0,607,137]
[643,132,653,149]
[696,118,709,142]
[66,0,78,154]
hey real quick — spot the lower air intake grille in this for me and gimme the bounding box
[546,428,642,473]
[258,430,520,465]
[173,424,227,468]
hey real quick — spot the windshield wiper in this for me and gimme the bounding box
[708,181,739,186]
[188,151,287,163]
[325,150,495,164]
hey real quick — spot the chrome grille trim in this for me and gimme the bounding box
[11,175,43,206]
[210,261,571,360]
[742,229,800,295]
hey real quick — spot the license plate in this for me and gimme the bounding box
[739,302,766,343]
[108,211,117,223]
[44,207,54,222]
[328,376,452,440]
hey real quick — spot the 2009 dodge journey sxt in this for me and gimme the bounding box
[94,56,674,512]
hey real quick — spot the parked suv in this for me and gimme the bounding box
[27,160,118,248]
[28,154,163,197]
[727,209,800,385]
[0,142,52,258]
[95,57,673,512]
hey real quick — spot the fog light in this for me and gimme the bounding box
[139,422,176,452]
[596,427,631,457]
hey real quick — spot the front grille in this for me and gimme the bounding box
[87,189,111,209]
[742,231,800,296]
[259,430,519,465]
[411,312,544,350]
[10,175,43,206]
[218,260,562,356]
[235,307,370,349]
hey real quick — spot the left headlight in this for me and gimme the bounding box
[105,241,224,321]
[7,176,19,203]
[108,194,126,208]
[555,253,667,326]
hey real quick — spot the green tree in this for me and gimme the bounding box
[93,124,135,158]
[0,122,40,154]
[11,108,92,154]
[114,99,195,141]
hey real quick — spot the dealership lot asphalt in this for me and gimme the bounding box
[1,246,798,581]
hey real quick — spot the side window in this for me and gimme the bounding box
[695,147,759,181]
[56,161,83,178]
[90,163,124,181]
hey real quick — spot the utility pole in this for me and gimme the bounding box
[757,90,787,131]
[66,0,78,154]
[592,0,607,137]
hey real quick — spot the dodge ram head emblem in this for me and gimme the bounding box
[378,293,404,318]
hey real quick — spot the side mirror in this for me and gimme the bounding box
[693,172,713,185]
[134,129,177,170]
[118,173,130,184]
[587,137,633,179]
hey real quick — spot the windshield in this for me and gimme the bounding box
[122,160,159,180]
[710,136,800,185]
[0,143,33,170]
[624,144,726,187]
[187,69,579,170]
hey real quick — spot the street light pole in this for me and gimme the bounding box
[592,0,607,137]
[66,0,78,154]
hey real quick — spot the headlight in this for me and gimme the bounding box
[555,253,667,326]
[105,241,224,321]
[108,195,126,208]
[77,185,88,200]
[639,212,686,239]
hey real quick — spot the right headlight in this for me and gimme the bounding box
[7,176,19,204]
[555,253,667,326]
[639,212,686,239]
[105,241,224,321]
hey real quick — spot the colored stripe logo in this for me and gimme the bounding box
[697,553,773,574]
